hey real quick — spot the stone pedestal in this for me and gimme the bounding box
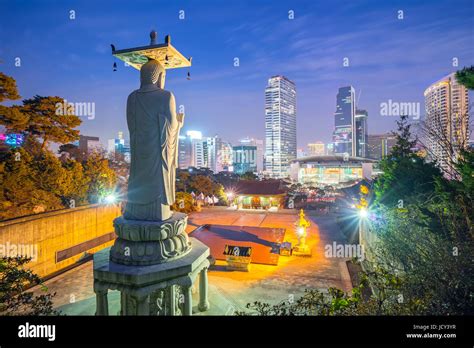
[292,244,312,257]
[110,213,191,266]
[93,212,210,316]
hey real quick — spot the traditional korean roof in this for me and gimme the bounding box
[234,180,287,196]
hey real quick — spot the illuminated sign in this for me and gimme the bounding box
[1,133,24,147]
[223,245,252,257]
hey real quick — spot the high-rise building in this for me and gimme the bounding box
[367,133,397,160]
[79,135,102,156]
[107,131,130,162]
[424,72,469,177]
[232,145,257,174]
[178,135,193,169]
[333,86,356,156]
[218,141,233,172]
[206,136,220,173]
[177,130,203,169]
[264,75,297,178]
[355,109,368,158]
[239,137,264,172]
[307,142,325,156]
[193,138,208,168]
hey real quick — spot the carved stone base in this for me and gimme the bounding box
[109,212,192,266]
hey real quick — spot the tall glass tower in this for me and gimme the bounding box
[332,86,356,156]
[264,75,297,178]
[355,109,368,158]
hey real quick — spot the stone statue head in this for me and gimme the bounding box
[140,59,166,89]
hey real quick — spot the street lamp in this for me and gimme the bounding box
[226,191,234,207]
[358,207,368,218]
[104,193,117,204]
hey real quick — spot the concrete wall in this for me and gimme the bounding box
[0,204,121,278]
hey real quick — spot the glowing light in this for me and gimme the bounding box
[296,226,304,236]
[358,208,368,218]
[186,130,202,140]
[104,193,117,204]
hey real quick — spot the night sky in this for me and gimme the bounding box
[0,0,473,149]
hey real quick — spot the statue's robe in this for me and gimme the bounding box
[124,86,180,221]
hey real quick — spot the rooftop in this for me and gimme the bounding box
[233,180,287,195]
[292,155,378,164]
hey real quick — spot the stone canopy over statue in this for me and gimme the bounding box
[123,58,183,221]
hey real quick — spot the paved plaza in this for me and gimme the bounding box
[34,208,353,315]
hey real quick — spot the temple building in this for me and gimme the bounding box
[228,180,287,210]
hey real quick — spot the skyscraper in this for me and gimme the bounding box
[355,109,368,158]
[239,137,264,172]
[178,130,202,169]
[367,133,397,160]
[107,131,130,162]
[178,135,193,169]
[264,75,297,178]
[424,73,469,177]
[232,145,257,174]
[333,86,356,156]
[79,135,102,157]
[218,141,234,172]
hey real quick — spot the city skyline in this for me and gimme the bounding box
[1,0,472,150]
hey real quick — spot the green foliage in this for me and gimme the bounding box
[0,256,59,315]
[0,74,117,220]
[374,115,441,207]
[83,152,117,204]
[240,171,257,180]
[455,66,474,90]
[242,115,473,316]
[176,170,191,192]
[188,175,226,201]
[372,115,473,315]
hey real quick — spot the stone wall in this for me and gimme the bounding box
[0,204,121,278]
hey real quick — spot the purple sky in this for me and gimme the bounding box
[0,0,473,149]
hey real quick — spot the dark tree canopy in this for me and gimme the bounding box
[455,66,474,90]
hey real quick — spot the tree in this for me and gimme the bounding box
[171,192,196,214]
[240,171,257,180]
[375,116,441,208]
[58,143,84,162]
[0,148,63,220]
[176,170,191,192]
[0,256,59,315]
[189,175,214,195]
[455,65,474,90]
[389,115,417,159]
[0,72,21,102]
[20,96,81,150]
[83,152,117,203]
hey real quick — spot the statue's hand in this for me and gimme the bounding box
[177,113,185,124]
